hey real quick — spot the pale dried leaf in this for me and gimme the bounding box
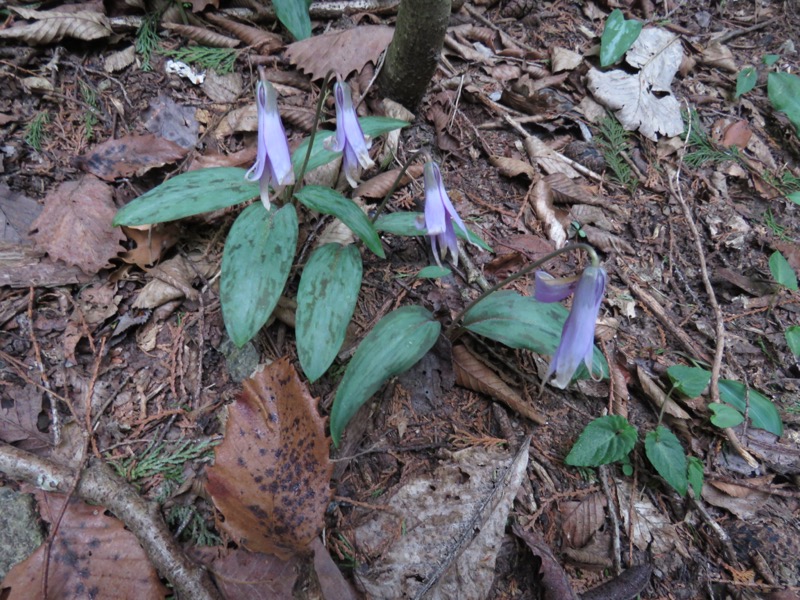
[561,493,607,548]
[569,205,617,232]
[202,71,243,103]
[609,357,629,418]
[550,46,583,72]
[280,106,317,132]
[353,164,423,199]
[636,366,691,420]
[104,45,136,73]
[523,135,581,178]
[452,344,545,424]
[286,25,394,81]
[216,105,257,138]
[490,63,522,83]
[163,22,240,47]
[206,12,284,53]
[29,176,125,274]
[192,547,298,599]
[316,218,356,247]
[489,155,536,179]
[132,254,206,309]
[703,477,772,519]
[1,7,111,44]
[581,224,635,254]
[0,385,47,447]
[701,41,737,72]
[528,179,567,249]
[451,24,498,50]
[0,183,41,245]
[544,173,601,205]
[512,523,578,600]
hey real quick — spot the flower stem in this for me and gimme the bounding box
[446,242,598,337]
[294,69,336,191]
[370,149,426,224]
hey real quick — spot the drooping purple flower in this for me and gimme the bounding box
[422,161,469,267]
[535,265,607,388]
[326,81,374,187]
[245,80,295,209]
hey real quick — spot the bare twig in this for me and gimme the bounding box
[0,443,222,600]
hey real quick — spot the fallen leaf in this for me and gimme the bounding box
[205,358,332,558]
[353,164,423,199]
[0,385,49,451]
[79,134,189,181]
[120,224,180,268]
[701,41,737,72]
[132,254,210,309]
[489,155,536,179]
[637,366,691,420]
[528,179,567,248]
[512,521,578,600]
[1,492,167,599]
[561,492,607,549]
[0,6,111,44]
[144,95,199,150]
[703,478,771,519]
[522,135,581,178]
[286,25,394,81]
[192,547,299,599]
[29,176,125,274]
[205,12,283,53]
[0,184,41,245]
[550,46,583,72]
[581,224,635,254]
[721,120,753,149]
[202,71,244,104]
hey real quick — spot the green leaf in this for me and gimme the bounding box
[687,456,704,498]
[768,72,800,137]
[788,191,800,205]
[113,168,257,226]
[785,325,800,356]
[417,266,451,279]
[463,290,608,380]
[735,66,758,98]
[667,365,711,398]
[718,380,783,436]
[220,203,298,347]
[373,211,492,251]
[296,244,362,382]
[291,117,409,175]
[330,306,440,445]
[645,426,688,496]
[708,403,745,429]
[565,415,637,466]
[273,0,311,40]
[763,54,780,66]
[769,250,798,290]
[295,186,385,258]
[600,9,643,67]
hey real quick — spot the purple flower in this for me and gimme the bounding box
[422,161,469,266]
[326,81,374,187]
[535,265,607,388]
[245,80,295,209]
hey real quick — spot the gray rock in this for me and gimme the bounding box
[0,487,44,579]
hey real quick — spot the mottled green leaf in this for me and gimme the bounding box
[273,0,311,40]
[417,265,451,279]
[600,9,642,67]
[373,211,492,251]
[785,325,800,356]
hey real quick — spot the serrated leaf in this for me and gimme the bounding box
[292,117,409,176]
[718,379,783,436]
[599,9,643,67]
[769,250,798,290]
[294,186,384,258]
[667,365,711,399]
[417,266,451,279]
[330,306,440,445]
[462,291,608,380]
[645,426,688,496]
[273,0,312,41]
[687,456,704,498]
[1,7,111,44]
[788,191,800,205]
[296,244,362,382]
[220,203,298,347]
[785,325,800,356]
[768,72,800,137]
[373,211,492,251]
[565,415,637,466]
[114,168,257,226]
[708,403,745,429]
[735,66,757,98]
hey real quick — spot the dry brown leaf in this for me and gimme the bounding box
[188,147,256,171]
[0,385,48,450]
[205,358,332,558]
[491,63,522,83]
[701,41,737,72]
[523,135,581,178]
[636,366,691,420]
[1,6,111,44]
[120,224,180,268]
[561,492,607,549]
[132,254,205,309]
[550,46,583,72]
[29,176,125,274]
[189,0,218,11]
[280,106,317,132]
[353,164,423,199]
[528,179,567,248]
[144,95,199,150]
[192,547,298,599]
[512,522,578,600]
[581,224,635,255]
[427,104,462,155]
[205,12,283,53]
[489,155,536,179]
[79,134,189,181]
[0,183,41,245]
[163,22,240,47]
[316,218,356,247]
[215,104,257,138]
[286,25,394,81]
[452,344,545,424]
[202,71,243,103]
[569,205,617,232]
[2,492,167,599]
[104,45,136,73]
[703,478,771,519]
[721,120,753,149]
[544,172,601,205]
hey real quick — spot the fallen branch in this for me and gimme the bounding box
[0,443,221,600]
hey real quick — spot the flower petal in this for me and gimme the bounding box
[330,82,374,180]
[534,271,580,303]
[423,162,447,235]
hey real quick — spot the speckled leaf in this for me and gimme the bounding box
[205,358,332,558]
[296,243,362,382]
[273,0,311,40]
[294,186,384,258]
[113,167,257,226]
[221,203,298,347]
[600,9,642,67]
[462,290,608,379]
[374,211,492,251]
[330,306,440,445]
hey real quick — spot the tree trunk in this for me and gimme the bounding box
[377,0,451,110]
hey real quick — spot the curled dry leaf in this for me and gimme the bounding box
[489,155,536,180]
[353,163,423,199]
[581,224,635,255]
[286,25,394,81]
[561,492,607,549]
[702,477,772,520]
[544,172,601,206]
[1,6,111,44]
[29,175,125,274]
[192,547,298,599]
[523,135,581,178]
[580,564,654,600]
[205,12,284,53]
[280,106,317,132]
[2,492,167,599]
[79,134,189,181]
[205,358,332,559]
[452,344,545,424]
[120,224,180,268]
[104,45,136,73]
[163,22,239,47]
[132,253,213,309]
[636,366,691,420]
[528,179,567,249]
[512,522,578,600]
